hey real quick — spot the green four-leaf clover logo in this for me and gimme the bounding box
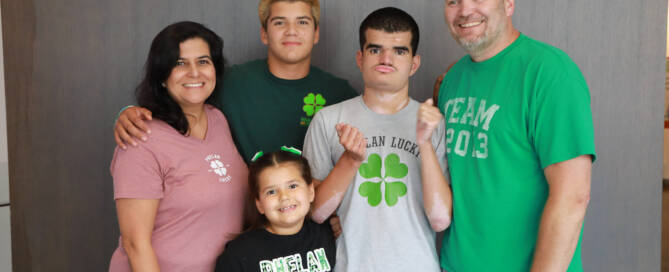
[358,153,408,207]
[303,93,326,117]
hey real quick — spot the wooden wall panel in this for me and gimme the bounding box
[1,0,665,270]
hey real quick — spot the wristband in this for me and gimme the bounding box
[117,105,136,119]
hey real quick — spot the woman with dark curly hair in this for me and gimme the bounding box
[108,21,247,272]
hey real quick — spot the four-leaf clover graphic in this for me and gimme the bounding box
[358,153,408,207]
[302,93,326,117]
[210,160,227,176]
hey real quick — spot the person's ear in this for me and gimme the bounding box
[313,26,320,45]
[255,198,265,214]
[308,183,315,203]
[505,0,515,16]
[260,27,269,45]
[409,54,421,76]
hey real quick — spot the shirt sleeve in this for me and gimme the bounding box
[303,110,335,181]
[430,120,450,182]
[110,145,164,199]
[214,249,244,272]
[529,58,596,169]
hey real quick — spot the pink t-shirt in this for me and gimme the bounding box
[109,105,248,272]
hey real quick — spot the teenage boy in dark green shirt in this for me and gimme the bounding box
[114,0,356,163]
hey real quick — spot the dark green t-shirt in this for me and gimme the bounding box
[438,34,596,272]
[214,59,358,163]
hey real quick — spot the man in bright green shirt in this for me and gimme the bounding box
[437,0,596,271]
[114,0,357,163]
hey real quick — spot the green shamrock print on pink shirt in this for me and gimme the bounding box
[358,153,408,207]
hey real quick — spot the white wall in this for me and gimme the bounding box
[0,3,12,271]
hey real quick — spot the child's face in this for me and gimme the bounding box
[255,163,315,235]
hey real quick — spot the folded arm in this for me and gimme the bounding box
[417,99,452,232]
[311,124,366,223]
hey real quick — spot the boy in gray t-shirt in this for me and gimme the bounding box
[303,7,452,271]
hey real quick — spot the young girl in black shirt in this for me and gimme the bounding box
[215,147,336,272]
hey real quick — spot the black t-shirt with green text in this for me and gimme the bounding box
[214,59,358,163]
[215,220,336,272]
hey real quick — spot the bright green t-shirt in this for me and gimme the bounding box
[438,34,596,272]
[214,59,358,163]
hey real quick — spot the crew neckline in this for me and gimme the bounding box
[260,220,310,240]
[356,95,416,121]
[263,60,313,86]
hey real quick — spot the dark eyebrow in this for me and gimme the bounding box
[177,55,212,60]
[365,43,382,50]
[393,46,410,52]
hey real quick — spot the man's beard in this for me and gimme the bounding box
[455,18,505,56]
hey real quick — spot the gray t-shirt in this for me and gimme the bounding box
[303,96,446,271]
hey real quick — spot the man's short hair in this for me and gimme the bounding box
[258,0,320,30]
[359,7,420,56]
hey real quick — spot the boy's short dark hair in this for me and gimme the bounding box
[359,7,420,56]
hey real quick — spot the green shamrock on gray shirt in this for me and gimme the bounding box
[358,153,408,207]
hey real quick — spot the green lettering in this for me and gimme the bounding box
[273,257,287,272]
[306,251,321,271]
[259,260,274,272]
[314,248,331,271]
[285,254,299,272]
